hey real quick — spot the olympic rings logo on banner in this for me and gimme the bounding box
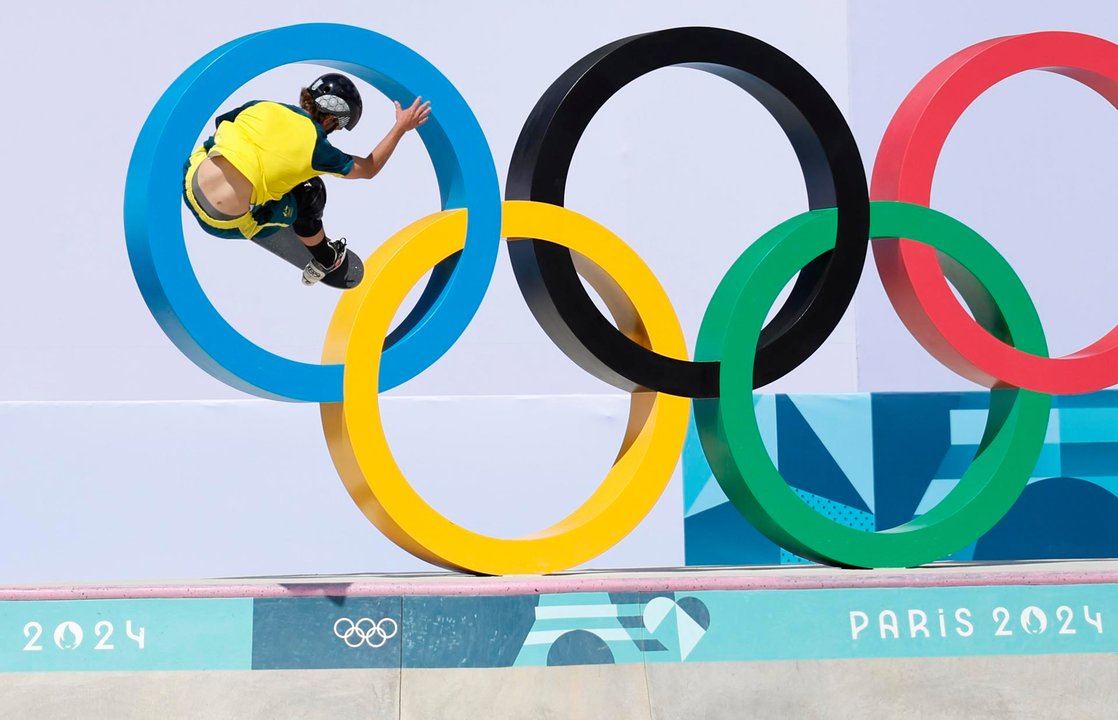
[333,617,399,649]
[124,24,1115,574]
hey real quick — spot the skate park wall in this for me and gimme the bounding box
[2,0,1117,582]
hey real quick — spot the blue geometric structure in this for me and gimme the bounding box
[684,390,1118,565]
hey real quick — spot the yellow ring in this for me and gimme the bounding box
[321,200,690,574]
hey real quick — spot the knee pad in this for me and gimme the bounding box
[292,177,327,236]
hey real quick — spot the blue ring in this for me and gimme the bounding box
[124,24,500,400]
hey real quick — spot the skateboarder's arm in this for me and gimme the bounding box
[344,97,431,180]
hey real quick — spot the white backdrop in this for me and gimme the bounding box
[0,0,1113,582]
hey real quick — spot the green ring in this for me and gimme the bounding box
[694,201,1052,568]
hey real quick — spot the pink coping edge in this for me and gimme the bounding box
[3,567,1117,601]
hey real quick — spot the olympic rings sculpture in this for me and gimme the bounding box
[125,24,1114,574]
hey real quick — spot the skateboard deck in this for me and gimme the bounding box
[249,227,364,289]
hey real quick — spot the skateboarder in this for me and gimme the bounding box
[183,72,431,286]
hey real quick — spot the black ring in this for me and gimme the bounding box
[506,27,869,396]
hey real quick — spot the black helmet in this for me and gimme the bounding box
[307,73,363,131]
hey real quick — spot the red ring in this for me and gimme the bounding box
[871,31,1118,394]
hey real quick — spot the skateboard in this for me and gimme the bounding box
[249,227,364,289]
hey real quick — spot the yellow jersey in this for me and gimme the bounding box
[198,100,354,205]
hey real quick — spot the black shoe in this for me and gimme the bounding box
[302,237,348,286]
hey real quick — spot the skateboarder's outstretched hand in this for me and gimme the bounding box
[394,97,431,132]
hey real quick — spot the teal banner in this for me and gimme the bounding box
[2,584,1113,672]
[0,599,252,672]
[680,584,1114,663]
[252,596,402,669]
[503,585,1115,667]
